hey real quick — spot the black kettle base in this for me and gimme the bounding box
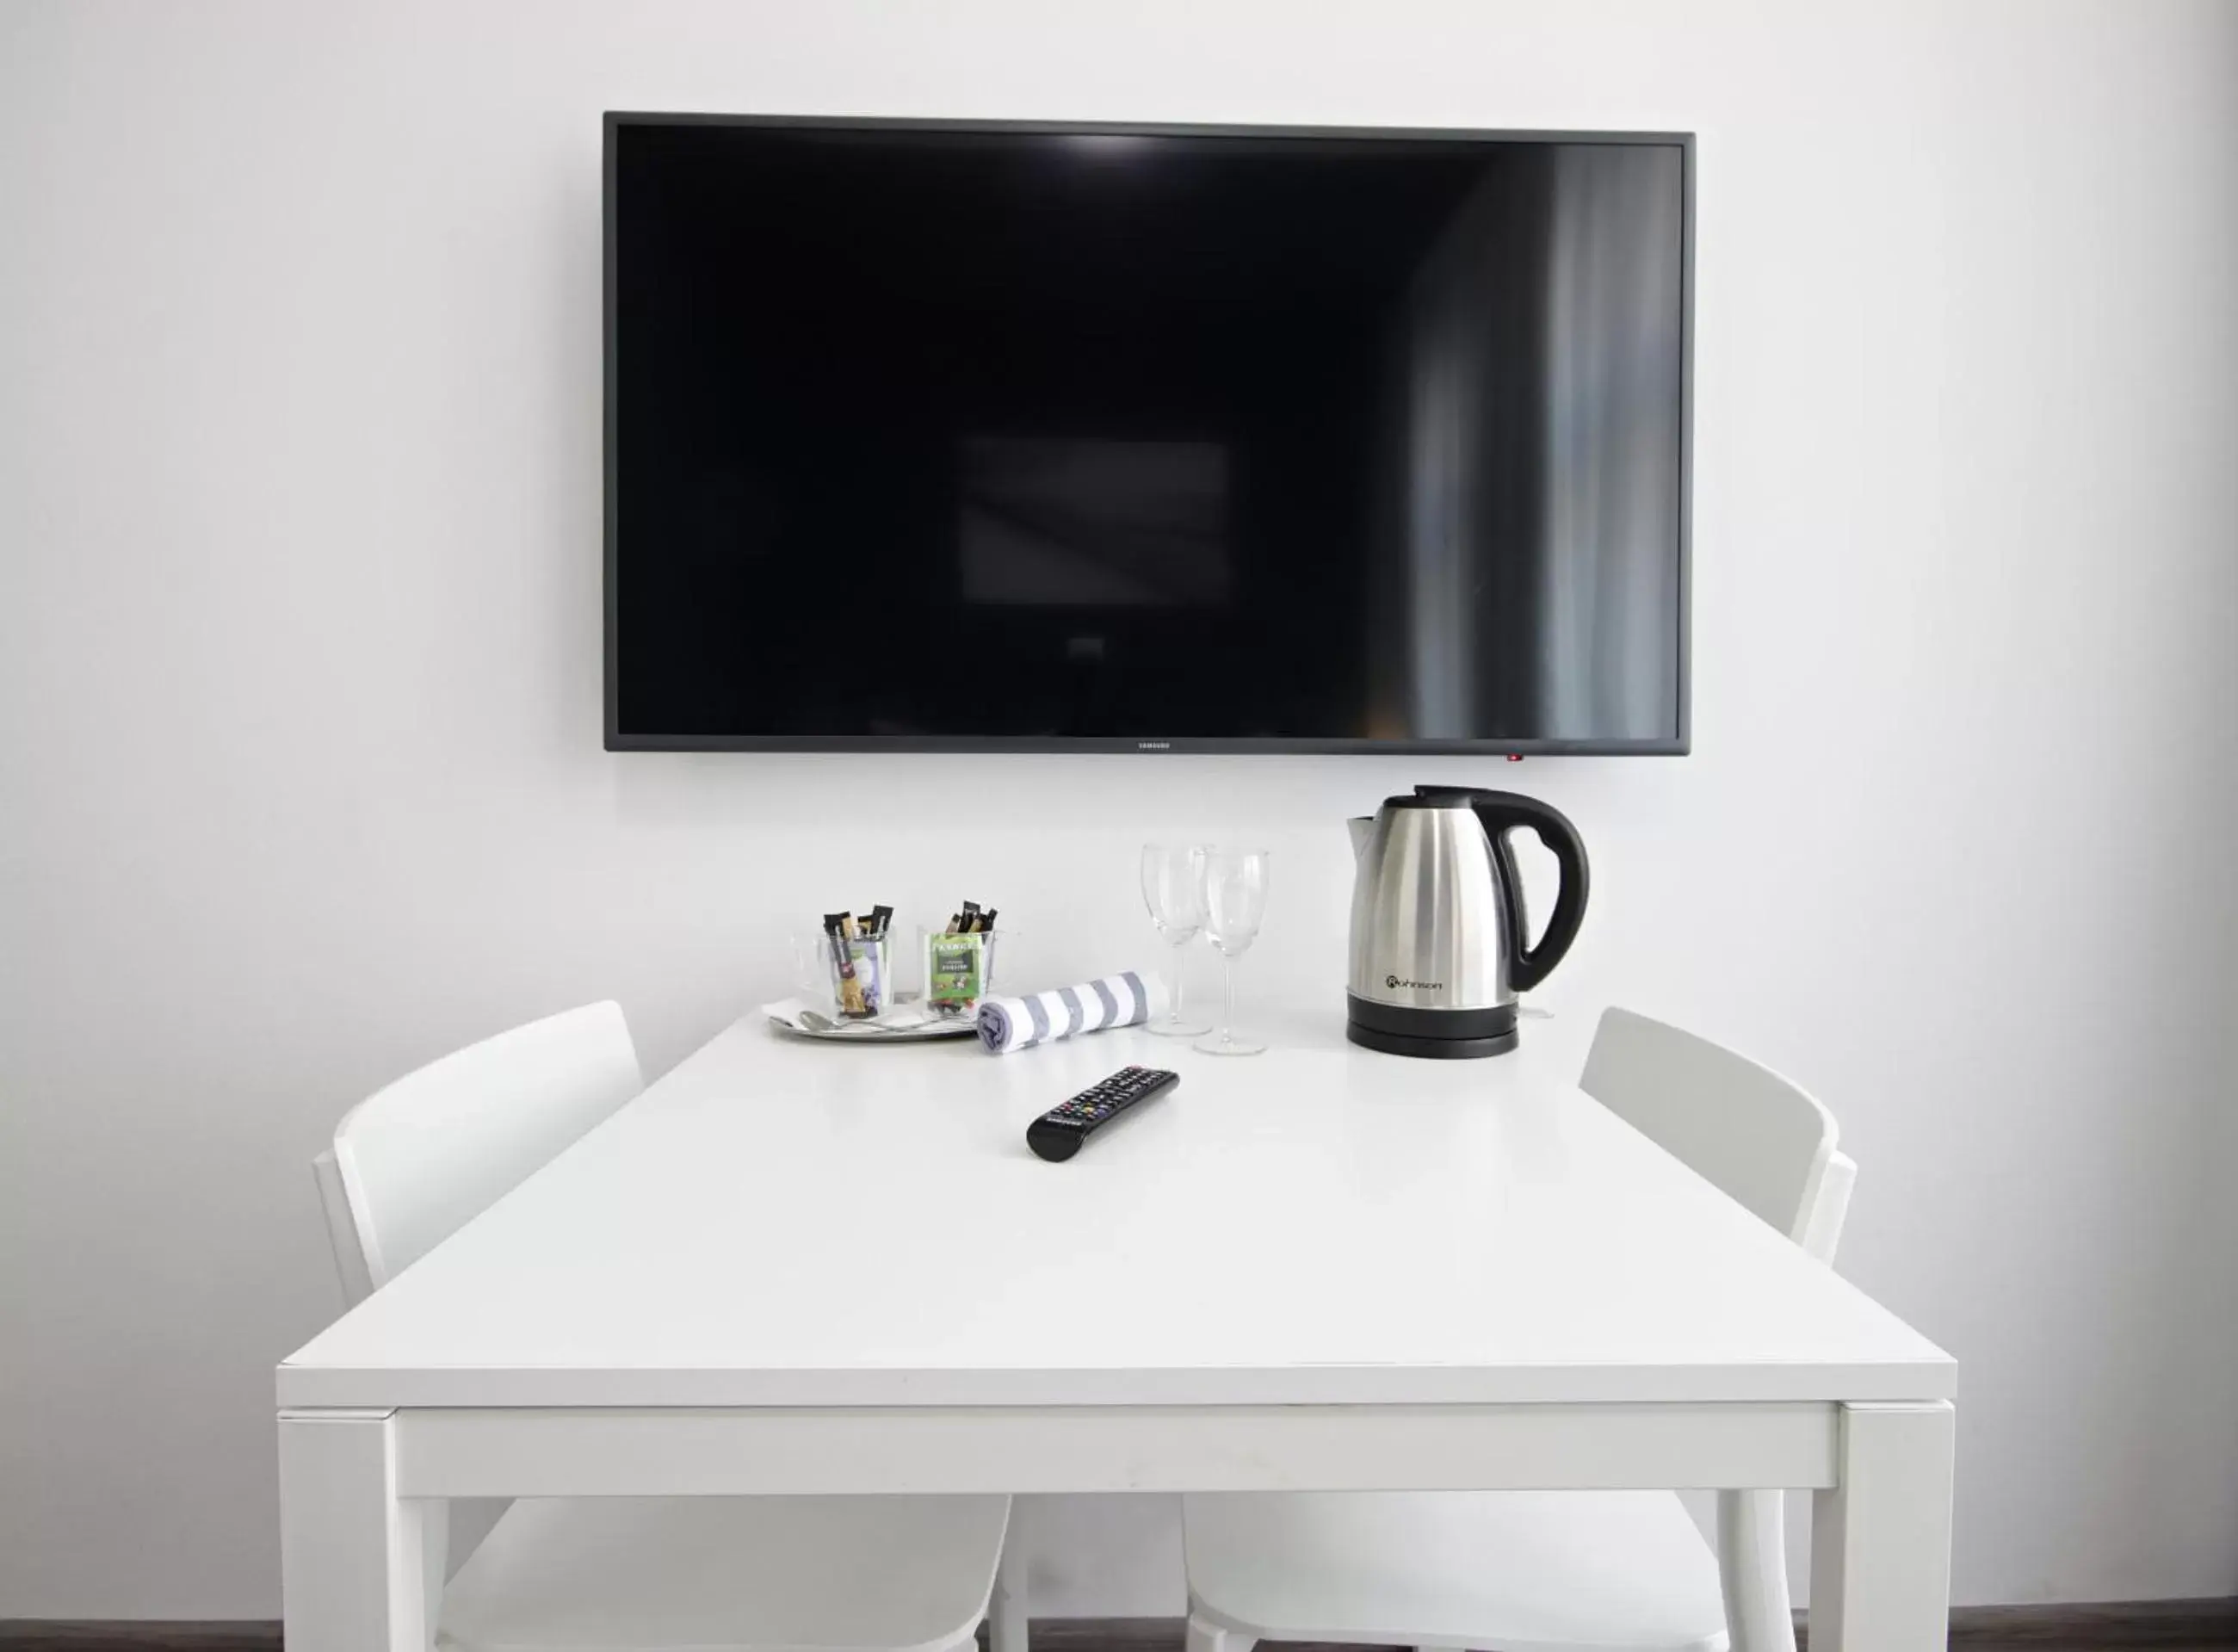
[1345,994,1519,1060]
[1346,1022,1518,1060]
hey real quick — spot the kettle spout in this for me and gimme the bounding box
[1346,815,1374,858]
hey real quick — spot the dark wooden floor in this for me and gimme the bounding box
[6,1603,2236,1652]
[1017,1605,2238,1652]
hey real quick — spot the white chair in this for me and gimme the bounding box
[1182,1006,1858,1652]
[312,1001,1011,1652]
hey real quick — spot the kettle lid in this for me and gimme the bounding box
[1382,791,1475,810]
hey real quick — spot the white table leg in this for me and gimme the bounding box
[281,1410,439,1652]
[1809,1401,1955,1652]
[989,1514,1028,1652]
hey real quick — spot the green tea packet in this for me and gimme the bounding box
[927,931,987,1014]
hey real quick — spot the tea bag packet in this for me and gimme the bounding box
[821,905,894,1018]
[926,898,1002,1014]
[926,930,987,1015]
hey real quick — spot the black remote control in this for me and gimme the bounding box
[1026,1065,1180,1161]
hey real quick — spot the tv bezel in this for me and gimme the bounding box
[603,113,1694,756]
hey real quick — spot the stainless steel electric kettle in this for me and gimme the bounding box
[1345,785,1590,1058]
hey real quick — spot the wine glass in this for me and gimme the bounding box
[1195,847,1271,1056]
[1139,844,1212,1036]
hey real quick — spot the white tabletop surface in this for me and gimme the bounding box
[280,1008,1953,1410]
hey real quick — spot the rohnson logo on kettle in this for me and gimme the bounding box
[1345,786,1591,1060]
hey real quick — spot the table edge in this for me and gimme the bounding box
[275,1356,1957,1410]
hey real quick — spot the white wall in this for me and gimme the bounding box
[4,0,2237,1619]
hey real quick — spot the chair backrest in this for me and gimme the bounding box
[1580,1005,1854,1262]
[313,1001,642,1300]
[1580,1006,1858,1643]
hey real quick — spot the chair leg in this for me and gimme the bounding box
[1185,1614,1255,1652]
[1717,1489,1797,1652]
[444,1498,509,1581]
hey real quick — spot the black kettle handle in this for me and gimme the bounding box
[1413,786,1591,994]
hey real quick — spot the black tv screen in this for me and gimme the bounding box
[606,116,1691,752]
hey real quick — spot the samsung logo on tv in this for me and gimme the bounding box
[1137,741,1172,751]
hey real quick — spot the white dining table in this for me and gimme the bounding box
[278,1006,1956,1652]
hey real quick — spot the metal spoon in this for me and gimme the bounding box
[796,1008,908,1036]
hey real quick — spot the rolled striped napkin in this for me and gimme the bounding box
[976,970,1165,1055]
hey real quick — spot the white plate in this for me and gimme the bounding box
[761,994,981,1043]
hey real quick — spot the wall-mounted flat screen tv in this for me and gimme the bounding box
[606,115,1691,752]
